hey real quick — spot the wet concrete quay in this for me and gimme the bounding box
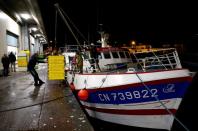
[0,64,93,131]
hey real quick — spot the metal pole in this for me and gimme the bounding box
[54,3,82,50]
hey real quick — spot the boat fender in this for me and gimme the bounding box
[78,89,89,101]
[69,82,75,91]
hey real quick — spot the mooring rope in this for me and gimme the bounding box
[135,73,190,131]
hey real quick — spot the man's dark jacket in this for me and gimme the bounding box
[27,54,37,70]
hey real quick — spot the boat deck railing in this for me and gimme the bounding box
[79,48,182,73]
[60,45,80,53]
[132,50,182,71]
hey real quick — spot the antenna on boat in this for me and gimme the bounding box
[97,24,109,47]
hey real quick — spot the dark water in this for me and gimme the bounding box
[88,117,167,131]
[171,72,197,131]
[181,53,198,72]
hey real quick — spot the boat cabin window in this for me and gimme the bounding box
[103,52,111,59]
[82,51,89,59]
[98,53,102,59]
[112,51,119,58]
[119,52,125,58]
[125,52,130,58]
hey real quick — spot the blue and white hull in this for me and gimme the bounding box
[71,69,192,130]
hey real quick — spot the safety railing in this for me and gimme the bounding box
[133,50,181,71]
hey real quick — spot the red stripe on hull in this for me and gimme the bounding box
[87,76,192,93]
[83,105,177,115]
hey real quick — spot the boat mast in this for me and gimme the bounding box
[54,3,83,50]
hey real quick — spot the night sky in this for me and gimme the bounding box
[38,0,198,51]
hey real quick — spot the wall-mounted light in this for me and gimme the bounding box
[35,34,42,37]
[20,13,31,20]
[31,27,38,31]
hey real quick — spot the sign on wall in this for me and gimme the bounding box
[17,53,27,67]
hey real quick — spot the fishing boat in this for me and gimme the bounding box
[54,4,192,130]
[66,43,192,130]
